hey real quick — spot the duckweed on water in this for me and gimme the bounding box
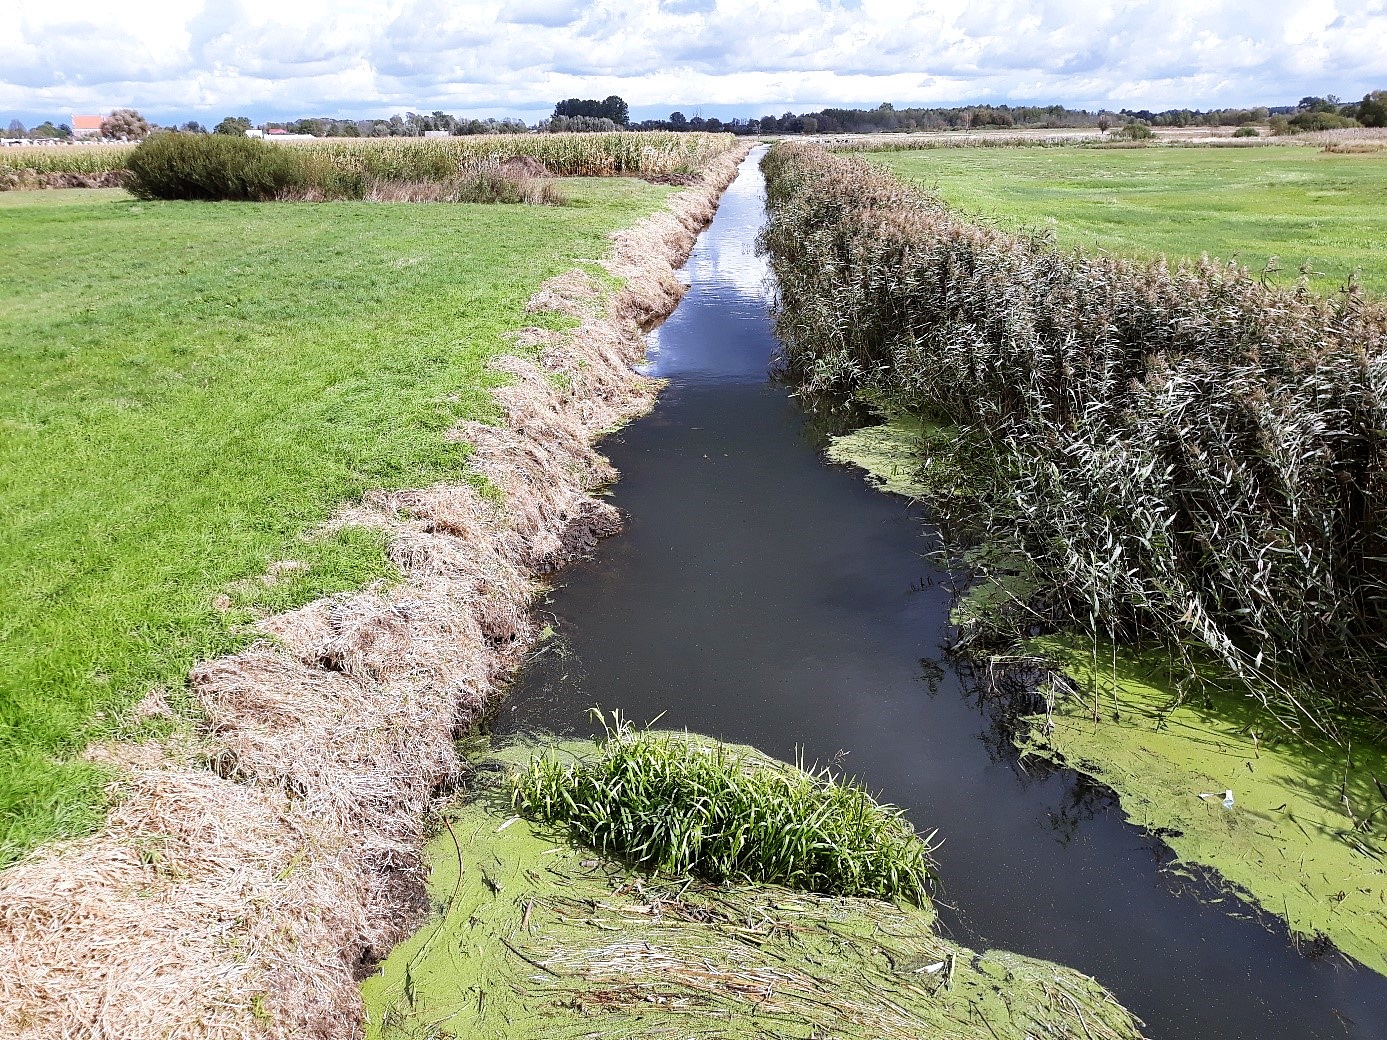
[362,734,1145,1040]
[1022,636,1387,977]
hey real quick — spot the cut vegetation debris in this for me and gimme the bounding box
[362,735,1145,1040]
[0,144,750,1039]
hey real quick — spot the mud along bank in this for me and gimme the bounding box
[0,144,749,1040]
[448,147,1385,1039]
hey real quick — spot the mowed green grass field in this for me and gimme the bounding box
[0,180,673,864]
[865,146,1387,296]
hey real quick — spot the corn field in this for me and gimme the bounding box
[759,142,1387,736]
[0,144,134,176]
[0,132,733,183]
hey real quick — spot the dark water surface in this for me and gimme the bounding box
[495,149,1387,1039]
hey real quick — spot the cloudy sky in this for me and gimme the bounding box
[5,0,1386,126]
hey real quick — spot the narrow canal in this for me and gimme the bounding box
[495,148,1387,1039]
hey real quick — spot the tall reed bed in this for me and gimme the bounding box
[513,715,936,904]
[0,132,734,189]
[759,142,1387,735]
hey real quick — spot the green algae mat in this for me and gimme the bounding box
[1022,637,1387,977]
[826,419,1387,978]
[361,738,1143,1039]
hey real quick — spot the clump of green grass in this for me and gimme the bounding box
[512,713,936,904]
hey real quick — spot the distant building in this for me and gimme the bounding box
[72,115,104,139]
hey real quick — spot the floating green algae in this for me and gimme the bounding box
[825,417,935,498]
[1021,636,1387,977]
[361,736,1144,1040]
[827,419,1387,977]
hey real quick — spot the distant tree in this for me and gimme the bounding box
[599,95,629,126]
[1097,114,1112,132]
[1296,96,1341,114]
[101,108,152,140]
[705,116,723,132]
[541,114,617,132]
[31,121,69,138]
[1118,122,1153,140]
[214,115,253,135]
[1359,90,1387,128]
[6,119,25,137]
[1232,125,1260,137]
[180,120,207,134]
[668,111,688,130]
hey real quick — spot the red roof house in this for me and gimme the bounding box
[72,115,105,139]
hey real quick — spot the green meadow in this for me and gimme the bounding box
[0,180,673,864]
[866,146,1387,296]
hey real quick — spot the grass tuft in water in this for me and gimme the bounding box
[512,712,937,905]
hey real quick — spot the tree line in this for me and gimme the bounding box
[6,90,1383,143]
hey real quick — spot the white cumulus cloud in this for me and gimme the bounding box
[3,0,1384,124]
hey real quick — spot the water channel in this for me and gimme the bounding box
[494,148,1387,1039]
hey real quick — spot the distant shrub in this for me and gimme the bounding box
[1275,112,1363,135]
[1232,125,1260,137]
[127,133,302,200]
[1117,122,1153,140]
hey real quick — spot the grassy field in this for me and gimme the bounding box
[865,146,1387,296]
[0,179,674,865]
